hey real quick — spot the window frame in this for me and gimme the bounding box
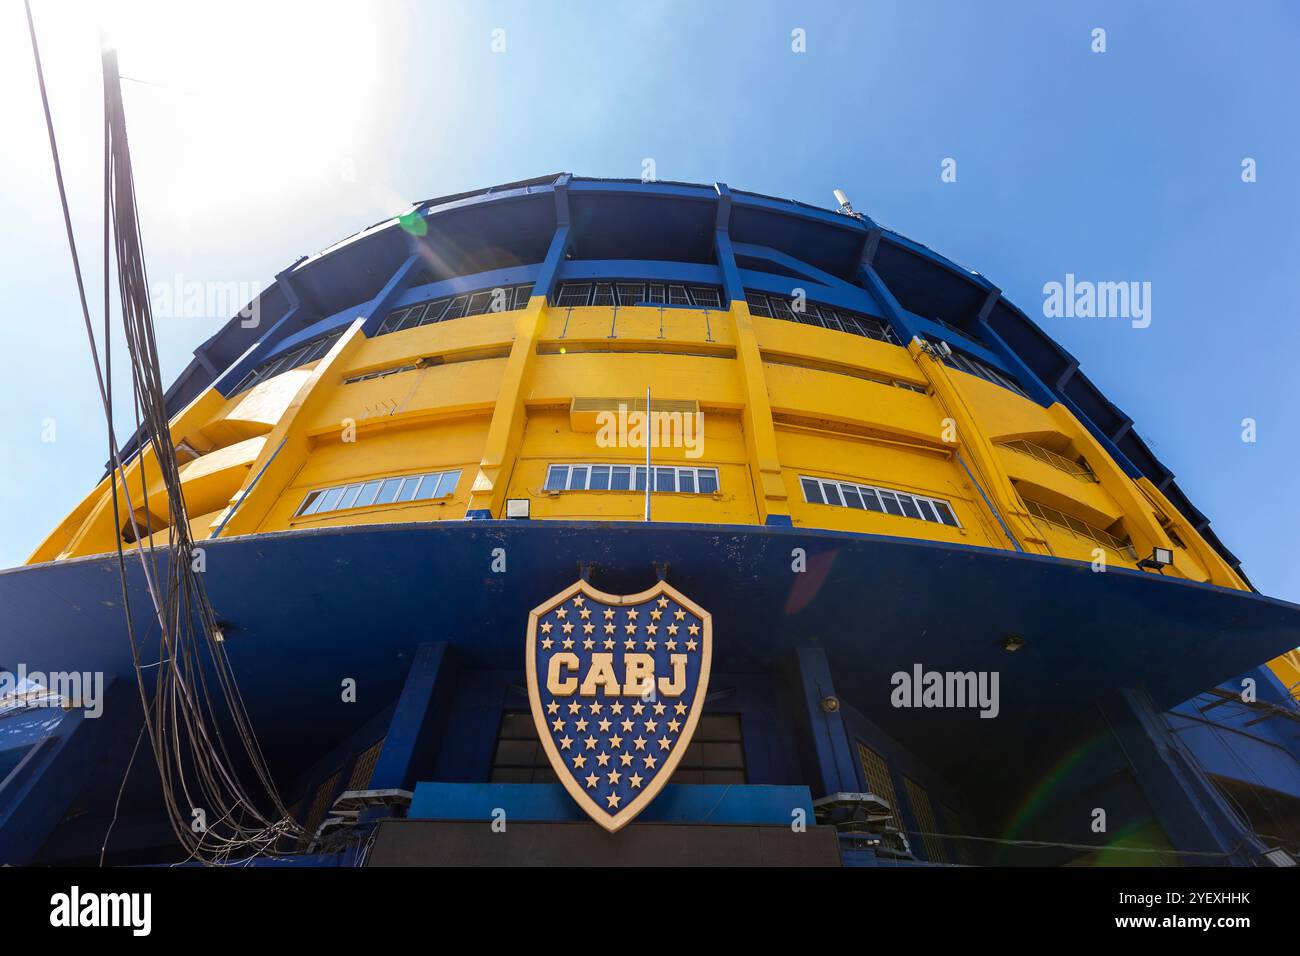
[294,468,463,518]
[545,463,720,495]
[799,475,961,529]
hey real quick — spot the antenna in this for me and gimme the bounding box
[833,188,854,215]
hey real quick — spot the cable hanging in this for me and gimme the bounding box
[24,0,303,864]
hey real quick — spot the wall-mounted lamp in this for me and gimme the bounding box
[1137,547,1174,571]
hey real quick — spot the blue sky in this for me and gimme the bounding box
[1,0,1297,599]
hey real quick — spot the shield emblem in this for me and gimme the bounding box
[525,579,713,832]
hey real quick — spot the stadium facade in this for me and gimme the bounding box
[1,174,1298,866]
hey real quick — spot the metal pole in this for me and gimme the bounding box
[644,386,652,521]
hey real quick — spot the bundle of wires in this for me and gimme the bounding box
[25,1,302,863]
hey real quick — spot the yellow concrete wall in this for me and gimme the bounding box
[513,408,755,523]
[30,300,1248,592]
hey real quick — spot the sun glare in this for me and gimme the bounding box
[91,0,389,217]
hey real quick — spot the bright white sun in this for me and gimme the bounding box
[50,0,391,222]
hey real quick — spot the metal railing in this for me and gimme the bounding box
[1001,439,1097,482]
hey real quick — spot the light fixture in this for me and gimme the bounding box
[1137,547,1174,571]
[1002,634,1025,652]
[820,695,840,713]
[505,498,530,519]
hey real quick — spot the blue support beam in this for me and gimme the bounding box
[533,175,572,305]
[212,300,304,396]
[787,648,860,797]
[858,262,923,345]
[713,183,744,305]
[358,253,427,337]
[972,292,1058,408]
[368,643,457,794]
[1098,687,1266,866]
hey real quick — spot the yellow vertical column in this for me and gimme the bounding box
[213,318,369,537]
[1129,471,1248,589]
[909,340,1050,554]
[464,295,551,518]
[728,300,790,525]
[1042,405,1183,568]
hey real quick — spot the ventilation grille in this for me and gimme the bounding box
[570,397,700,432]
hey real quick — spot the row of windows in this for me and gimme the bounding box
[377,283,534,336]
[746,291,898,345]
[941,349,1028,398]
[544,463,720,495]
[1000,439,1096,482]
[490,711,745,785]
[232,328,345,395]
[800,475,960,527]
[295,469,462,517]
[554,282,723,309]
[1022,496,1136,559]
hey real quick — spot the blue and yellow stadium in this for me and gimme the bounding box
[1,174,1298,866]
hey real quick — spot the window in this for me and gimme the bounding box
[903,777,948,863]
[295,469,462,517]
[377,284,533,336]
[442,295,469,320]
[687,286,721,308]
[672,713,746,784]
[801,475,959,528]
[545,463,719,494]
[465,291,494,316]
[1021,497,1137,559]
[231,328,345,394]
[302,769,344,839]
[856,742,900,828]
[346,737,386,791]
[747,293,773,317]
[616,282,645,306]
[941,349,1028,398]
[554,281,723,309]
[556,283,592,307]
[490,713,558,783]
[746,290,898,345]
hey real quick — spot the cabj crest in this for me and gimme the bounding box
[525,579,713,832]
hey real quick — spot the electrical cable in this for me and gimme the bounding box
[25,1,303,864]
